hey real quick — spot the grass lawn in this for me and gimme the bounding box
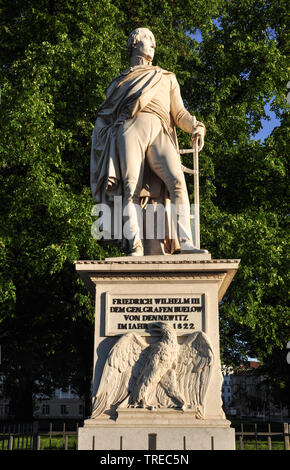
[235,439,284,450]
[0,434,77,450]
[38,435,77,450]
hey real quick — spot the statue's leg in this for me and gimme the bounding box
[117,116,151,255]
[146,130,194,250]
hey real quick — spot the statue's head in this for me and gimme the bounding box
[127,27,156,62]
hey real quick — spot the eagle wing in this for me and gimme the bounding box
[91,333,148,417]
[176,331,214,413]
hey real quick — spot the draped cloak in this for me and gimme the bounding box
[90,65,191,253]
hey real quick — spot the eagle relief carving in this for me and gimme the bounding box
[92,322,214,419]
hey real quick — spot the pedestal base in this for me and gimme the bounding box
[75,255,239,451]
[77,410,236,450]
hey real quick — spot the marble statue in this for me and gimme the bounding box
[91,322,213,419]
[90,27,206,256]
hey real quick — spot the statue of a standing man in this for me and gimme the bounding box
[91,27,206,256]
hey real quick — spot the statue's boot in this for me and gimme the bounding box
[128,240,144,256]
[179,239,208,254]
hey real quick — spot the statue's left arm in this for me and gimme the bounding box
[170,74,206,151]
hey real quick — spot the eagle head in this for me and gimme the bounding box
[146,322,175,338]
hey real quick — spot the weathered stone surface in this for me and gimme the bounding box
[78,410,236,450]
[90,28,206,255]
[91,325,213,419]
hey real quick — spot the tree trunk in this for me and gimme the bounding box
[13,375,34,422]
[84,375,92,419]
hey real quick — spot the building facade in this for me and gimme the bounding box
[34,387,85,420]
[0,382,85,421]
[222,361,288,420]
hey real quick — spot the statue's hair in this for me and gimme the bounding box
[127,27,155,57]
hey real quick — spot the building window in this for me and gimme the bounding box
[42,404,50,415]
[60,404,69,415]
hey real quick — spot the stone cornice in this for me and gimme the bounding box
[74,256,240,303]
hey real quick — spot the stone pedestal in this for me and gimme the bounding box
[75,253,239,450]
[78,411,235,451]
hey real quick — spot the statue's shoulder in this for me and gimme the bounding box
[157,68,178,89]
[155,67,177,85]
[119,65,175,76]
[157,67,175,76]
[105,66,177,98]
[120,65,159,74]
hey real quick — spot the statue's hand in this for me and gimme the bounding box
[192,124,206,152]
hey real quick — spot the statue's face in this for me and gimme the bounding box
[135,30,156,61]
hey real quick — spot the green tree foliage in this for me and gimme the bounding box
[258,346,290,416]
[0,0,125,419]
[0,0,289,419]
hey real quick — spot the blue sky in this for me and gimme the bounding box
[252,103,280,142]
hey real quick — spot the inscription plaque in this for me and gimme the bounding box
[105,293,205,335]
